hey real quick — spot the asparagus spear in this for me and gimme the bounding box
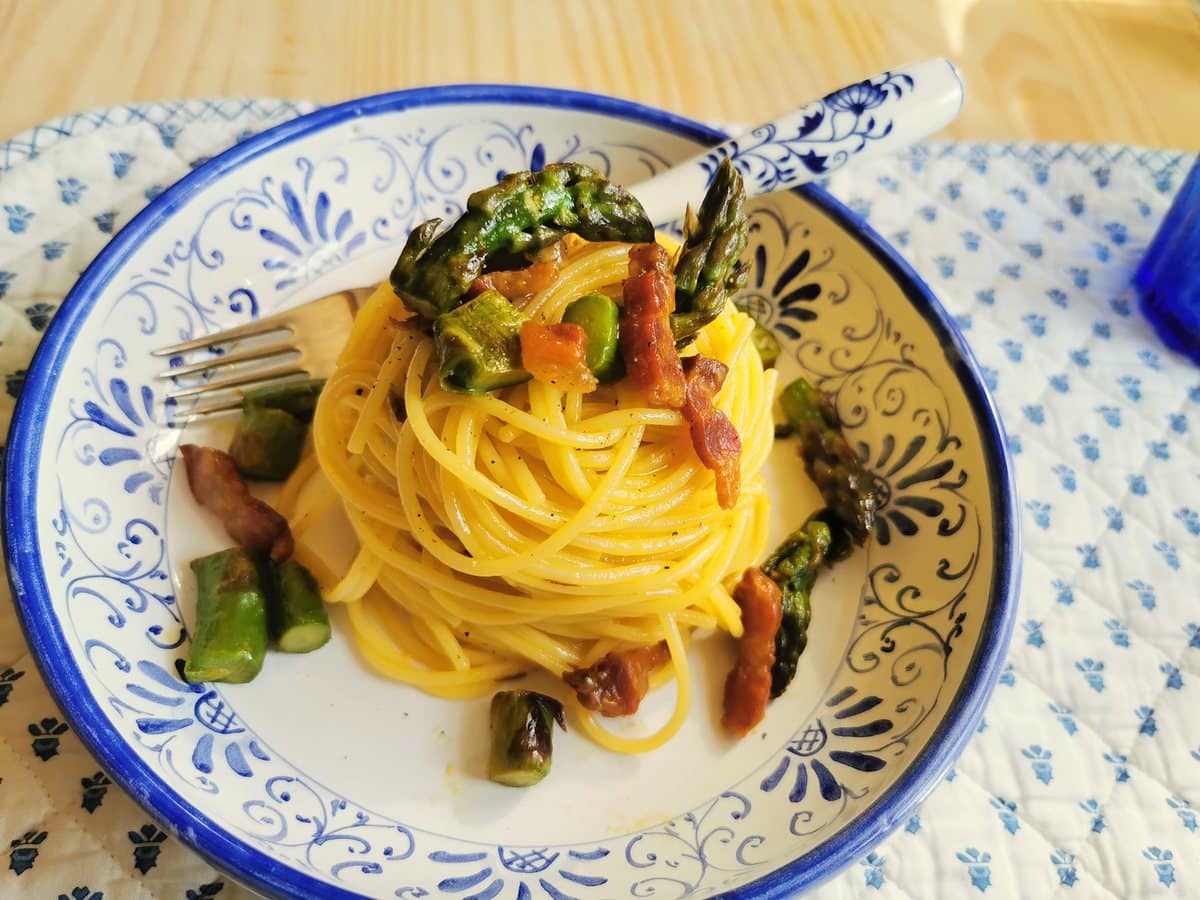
[749,320,781,368]
[270,559,331,653]
[804,506,856,564]
[778,376,880,545]
[391,163,655,319]
[228,379,326,480]
[671,158,749,346]
[761,514,832,698]
[488,690,566,787]
[184,548,270,684]
[735,301,781,368]
[242,378,326,422]
[433,290,531,394]
[228,406,307,481]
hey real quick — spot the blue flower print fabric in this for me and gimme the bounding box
[0,99,314,900]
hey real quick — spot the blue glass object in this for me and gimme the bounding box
[1136,157,1200,364]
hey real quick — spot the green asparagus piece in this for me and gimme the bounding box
[242,378,326,422]
[391,163,655,319]
[270,559,331,652]
[433,290,531,394]
[228,406,307,481]
[228,378,327,480]
[804,506,856,564]
[779,376,880,545]
[562,293,624,383]
[749,320,781,368]
[762,515,832,698]
[735,302,781,368]
[488,690,566,787]
[184,548,270,684]
[671,159,749,345]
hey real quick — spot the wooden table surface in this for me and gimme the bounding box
[1,0,1198,149]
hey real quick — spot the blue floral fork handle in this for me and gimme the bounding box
[635,57,965,225]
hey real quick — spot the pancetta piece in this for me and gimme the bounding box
[619,243,686,408]
[179,444,293,562]
[519,320,598,393]
[564,641,671,717]
[681,354,742,509]
[722,567,783,737]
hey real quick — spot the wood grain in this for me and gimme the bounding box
[0,0,1197,147]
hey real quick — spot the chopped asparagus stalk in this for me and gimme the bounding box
[227,378,326,480]
[750,320,781,368]
[762,515,832,698]
[228,406,307,481]
[270,559,331,652]
[242,378,326,422]
[488,690,565,787]
[184,548,269,684]
[433,290,531,394]
[391,163,654,318]
[804,507,856,564]
[562,293,624,383]
[779,376,880,545]
[671,159,749,345]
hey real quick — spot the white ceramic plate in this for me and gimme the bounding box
[4,88,1019,898]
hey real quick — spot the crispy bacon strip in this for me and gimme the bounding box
[564,642,671,717]
[519,320,598,393]
[619,243,686,408]
[179,444,294,562]
[722,568,783,737]
[470,240,566,300]
[681,355,742,509]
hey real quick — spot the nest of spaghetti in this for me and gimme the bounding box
[274,160,878,764]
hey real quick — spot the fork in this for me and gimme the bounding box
[153,287,372,417]
[157,58,963,412]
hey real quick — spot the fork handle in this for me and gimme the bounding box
[630,57,964,226]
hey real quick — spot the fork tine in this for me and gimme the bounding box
[166,363,309,401]
[171,395,246,419]
[151,317,292,357]
[156,342,297,380]
[153,286,373,418]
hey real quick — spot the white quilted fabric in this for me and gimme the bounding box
[0,101,1195,899]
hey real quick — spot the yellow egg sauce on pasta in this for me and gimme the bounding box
[275,236,776,754]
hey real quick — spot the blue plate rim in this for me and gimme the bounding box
[2,83,1020,899]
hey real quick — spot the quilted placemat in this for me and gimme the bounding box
[0,100,1195,899]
